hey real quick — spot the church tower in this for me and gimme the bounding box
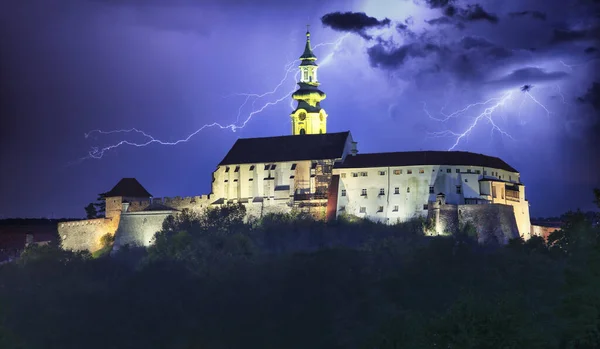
[291,27,327,135]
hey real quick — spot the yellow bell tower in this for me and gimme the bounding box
[291,27,327,135]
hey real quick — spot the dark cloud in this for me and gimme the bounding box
[321,11,391,40]
[551,27,600,44]
[584,46,598,54]
[425,16,454,26]
[508,11,547,21]
[367,43,434,69]
[486,67,569,88]
[577,82,600,110]
[457,4,499,23]
[423,0,456,9]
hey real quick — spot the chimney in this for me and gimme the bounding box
[351,141,358,156]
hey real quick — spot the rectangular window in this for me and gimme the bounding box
[419,169,424,174]
[509,175,512,181]
[467,169,472,173]
[407,170,413,174]
[423,204,428,210]
[361,189,367,196]
[311,162,317,169]
[394,187,400,194]
[393,169,401,175]
[476,170,481,174]
[340,173,346,178]
[359,207,366,213]
[234,166,240,173]
[379,171,386,176]
[290,163,297,170]
[377,206,384,212]
[483,170,487,175]
[225,167,230,173]
[429,186,434,194]
[264,164,270,170]
[379,188,385,195]
[303,70,309,81]
[360,172,368,177]
[270,164,276,170]
[501,188,505,199]
[492,186,497,198]
[446,169,451,173]
[393,205,399,212]
[249,165,255,171]
[407,187,410,193]
[339,205,346,211]
[456,169,460,173]
[456,185,462,194]
[341,189,346,197]
[352,172,358,177]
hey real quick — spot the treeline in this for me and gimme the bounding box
[0,199,599,348]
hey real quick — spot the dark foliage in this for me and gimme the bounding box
[0,199,599,348]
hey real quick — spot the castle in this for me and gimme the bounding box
[59,29,533,252]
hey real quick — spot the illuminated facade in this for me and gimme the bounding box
[332,152,531,241]
[290,29,327,135]
[59,29,535,252]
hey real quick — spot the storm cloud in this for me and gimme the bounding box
[508,11,547,21]
[321,11,391,40]
[486,67,569,89]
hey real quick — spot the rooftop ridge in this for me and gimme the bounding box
[235,130,349,141]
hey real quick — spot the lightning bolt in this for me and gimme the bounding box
[426,91,515,151]
[81,34,349,161]
[524,91,551,117]
[426,85,558,150]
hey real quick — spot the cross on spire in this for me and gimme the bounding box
[306,24,310,34]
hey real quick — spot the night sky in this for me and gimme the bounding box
[1,0,599,219]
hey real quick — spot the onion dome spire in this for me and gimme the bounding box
[300,25,317,64]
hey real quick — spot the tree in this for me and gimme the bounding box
[84,193,106,219]
[84,203,97,219]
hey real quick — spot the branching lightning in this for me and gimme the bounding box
[425,84,556,151]
[81,34,349,161]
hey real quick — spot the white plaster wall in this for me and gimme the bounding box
[334,164,524,224]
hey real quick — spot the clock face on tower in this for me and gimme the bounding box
[298,112,306,121]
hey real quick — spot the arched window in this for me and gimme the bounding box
[319,129,323,134]
[300,128,306,135]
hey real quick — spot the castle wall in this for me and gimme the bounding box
[530,224,561,241]
[113,211,174,251]
[58,218,116,252]
[335,164,515,223]
[458,204,520,244]
[126,195,212,213]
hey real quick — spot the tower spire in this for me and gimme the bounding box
[290,28,327,135]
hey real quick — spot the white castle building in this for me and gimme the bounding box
[59,30,532,252]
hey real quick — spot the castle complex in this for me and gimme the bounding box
[59,30,533,252]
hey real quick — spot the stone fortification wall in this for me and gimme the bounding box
[428,203,520,244]
[113,211,174,251]
[126,195,212,213]
[458,204,519,244]
[531,225,561,241]
[58,218,116,252]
